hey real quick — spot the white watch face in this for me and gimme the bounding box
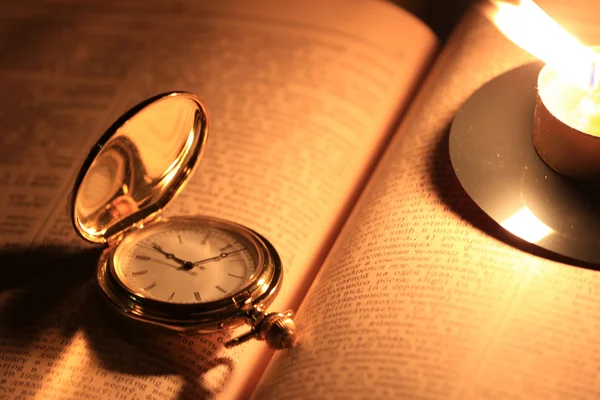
[112,220,258,304]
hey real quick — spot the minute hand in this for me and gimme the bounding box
[192,248,246,266]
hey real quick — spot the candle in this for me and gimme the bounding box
[533,62,600,180]
[485,0,600,180]
[538,63,600,136]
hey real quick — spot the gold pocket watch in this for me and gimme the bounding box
[70,92,296,349]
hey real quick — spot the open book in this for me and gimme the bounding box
[1,0,599,398]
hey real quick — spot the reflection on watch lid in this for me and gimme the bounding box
[70,92,209,244]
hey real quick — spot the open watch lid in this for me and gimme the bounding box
[71,92,208,244]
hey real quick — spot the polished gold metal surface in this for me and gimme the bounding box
[70,92,295,349]
[71,92,208,244]
[97,217,284,333]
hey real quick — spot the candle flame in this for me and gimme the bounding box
[485,0,600,89]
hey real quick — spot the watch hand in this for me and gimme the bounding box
[192,254,222,266]
[139,242,172,258]
[152,243,191,266]
[135,249,190,268]
[152,243,168,253]
[192,248,247,266]
[148,257,183,269]
[141,243,194,268]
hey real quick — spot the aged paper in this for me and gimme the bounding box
[0,1,436,398]
[254,7,600,400]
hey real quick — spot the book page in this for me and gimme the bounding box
[254,5,600,399]
[0,0,437,399]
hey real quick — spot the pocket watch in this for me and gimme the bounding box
[70,92,296,349]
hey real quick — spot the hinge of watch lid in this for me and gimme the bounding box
[105,210,163,247]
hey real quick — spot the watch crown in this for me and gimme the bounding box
[261,311,297,349]
[224,308,297,349]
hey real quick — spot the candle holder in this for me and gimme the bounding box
[449,61,600,264]
[534,64,600,180]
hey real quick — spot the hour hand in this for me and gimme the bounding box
[150,243,170,256]
[150,243,190,267]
